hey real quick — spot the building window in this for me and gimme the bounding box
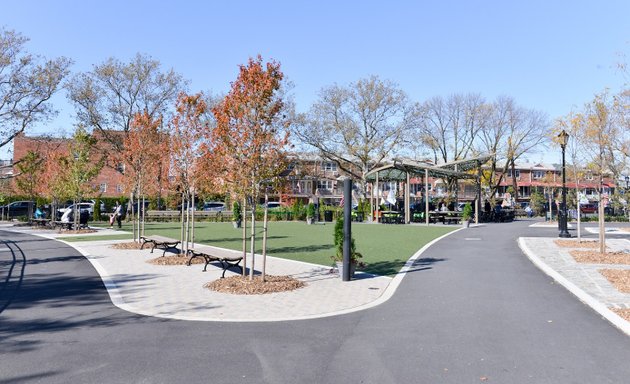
[585,171,593,180]
[532,171,545,179]
[508,169,520,178]
[116,184,124,193]
[322,162,337,172]
[317,180,334,191]
[116,163,125,174]
[99,183,107,193]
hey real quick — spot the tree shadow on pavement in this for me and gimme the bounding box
[363,257,447,276]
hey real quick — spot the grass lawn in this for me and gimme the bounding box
[75,221,457,275]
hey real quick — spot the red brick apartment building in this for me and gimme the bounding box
[10,132,618,206]
[12,133,125,198]
[490,162,617,205]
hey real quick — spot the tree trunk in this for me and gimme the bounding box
[511,157,519,202]
[180,192,185,255]
[599,176,606,254]
[249,196,256,281]
[242,196,247,277]
[262,192,269,282]
[191,191,195,251]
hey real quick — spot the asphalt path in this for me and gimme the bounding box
[1,221,630,383]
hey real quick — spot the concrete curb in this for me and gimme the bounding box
[3,225,461,322]
[518,237,630,337]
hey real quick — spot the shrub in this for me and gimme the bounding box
[306,203,315,218]
[462,203,473,221]
[232,201,241,222]
[332,217,364,267]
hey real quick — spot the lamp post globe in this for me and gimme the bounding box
[558,130,571,238]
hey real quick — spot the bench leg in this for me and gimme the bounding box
[186,250,199,266]
[219,259,243,278]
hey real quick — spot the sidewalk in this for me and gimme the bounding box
[2,224,401,322]
[519,236,630,336]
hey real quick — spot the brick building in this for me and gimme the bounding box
[12,132,126,198]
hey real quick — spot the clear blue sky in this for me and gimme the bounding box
[1,0,628,161]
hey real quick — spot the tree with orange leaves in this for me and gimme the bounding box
[122,112,170,242]
[170,92,208,254]
[209,55,291,281]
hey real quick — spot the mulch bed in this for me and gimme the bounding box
[109,242,203,265]
[554,239,602,249]
[111,242,145,250]
[56,229,97,234]
[570,250,630,264]
[147,254,204,265]
[205,275,305,295]
[611,308,630,323]
[600,269,630,293]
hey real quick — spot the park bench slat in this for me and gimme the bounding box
[186,245,243,278]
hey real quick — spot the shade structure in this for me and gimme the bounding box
[365,155,493,224]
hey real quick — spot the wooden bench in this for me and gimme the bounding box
[31,218,51,227]
[428,212,445,224]
[186,245,243,277]
[140,235,181,256]
[52,221,86,230]
[444,214,462,225]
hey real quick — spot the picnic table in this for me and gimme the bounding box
[381,211,403,224]
[429,211,462,224]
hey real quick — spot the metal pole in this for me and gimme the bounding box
[425,169,429,226]
[375,173,380,224]
[405,171,410,224]
[559,144,571,238]
[342,178,352,281]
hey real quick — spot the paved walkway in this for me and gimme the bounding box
[519,234,630,335]
[3,222,630,333]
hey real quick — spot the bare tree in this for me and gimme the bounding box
[478,96,550,200]
[415,93,488,164]
[0,28,71,154]
[294,75,412,192]
[66,53,185,156]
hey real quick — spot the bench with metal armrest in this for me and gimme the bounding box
[140,235,181,256]
[186,245,244,278]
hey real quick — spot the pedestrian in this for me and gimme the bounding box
[110,201,122,229]
[61,207,73,223]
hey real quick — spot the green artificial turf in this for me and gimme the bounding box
[134,221,455,275]
[68,220,455,275]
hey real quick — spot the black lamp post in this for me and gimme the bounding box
[558,130,571,238]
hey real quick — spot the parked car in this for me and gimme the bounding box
[580,203,598,214]
[176,201,199,211]
[57,202,94,219]
[202,201,226,211]
[263,202,284,209]
[2,201,36,219]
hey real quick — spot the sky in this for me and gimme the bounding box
[1,0,629,163]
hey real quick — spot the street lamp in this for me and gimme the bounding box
[558,130,571,238]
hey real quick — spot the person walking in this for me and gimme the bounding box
[110,201,123,229]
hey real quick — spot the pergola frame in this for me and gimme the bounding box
[365,155,492,225]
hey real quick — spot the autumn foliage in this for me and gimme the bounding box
[209,55,290,202]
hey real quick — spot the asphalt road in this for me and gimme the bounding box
[1,221,630,384]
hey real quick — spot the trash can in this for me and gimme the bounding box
[324,210,333,222]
